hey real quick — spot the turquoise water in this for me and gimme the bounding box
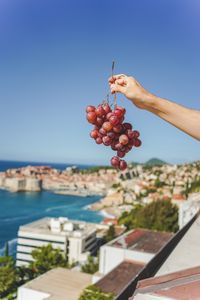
[0,160,103,256]
[0,190,102,256]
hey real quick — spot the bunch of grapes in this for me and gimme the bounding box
[86,102,142,171]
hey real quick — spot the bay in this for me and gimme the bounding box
[0,161,103,257]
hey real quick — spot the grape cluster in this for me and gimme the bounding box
[86,103,141,171]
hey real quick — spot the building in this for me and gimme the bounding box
[17,267,92,300]
[156,211,200,276]
[117,213,199,300]
[94,229,173,283]
[178,192,200,228]
[16,217,98,266]
[132,266,200,300]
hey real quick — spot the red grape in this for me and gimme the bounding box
[119,134,129,145]
[96,137,103,144]
[133,130,140,138]
[113,124,123,133]
[106,112,114,120]
[111,156,120,168]
[103,104,111,114]
[127,129,135,139]
[87,112,97,124]
[96,117,104,127]
[114,109,123,118]
[90,129,99,139]
[123,123,132,130]
[96,105,106,117]
[86,105,96,113]
[115,143,123,150]
[116,106,126,114]
[117,150,125,158]
[107,131,115,139]
[119,160,127,171]
[103,121,113,132]
[103,136,112,146]
[134,139,142,147]
[99,128,107,136]
[110,115,120,126]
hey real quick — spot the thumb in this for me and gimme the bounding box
[110,83,124,94]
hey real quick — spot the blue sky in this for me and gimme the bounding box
[0,0,199,165]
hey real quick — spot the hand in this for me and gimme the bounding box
[108,74,152,110]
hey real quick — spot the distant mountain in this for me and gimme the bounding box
[145,158,167,166]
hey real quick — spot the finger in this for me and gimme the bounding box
[109,79,126,86]
[115,78,127,86]
[108,74,127,84]
[110,83,124,94]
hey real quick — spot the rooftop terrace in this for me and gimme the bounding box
[19,217,96,238]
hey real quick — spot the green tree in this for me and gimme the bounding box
[119,200,179,233]
[78,285,114,300]
[187,177,200,193]
[0,256,17,298]
[81,256,99,274]
[30,244,68,275]
[118,204,143,230]
[105,225,115,243]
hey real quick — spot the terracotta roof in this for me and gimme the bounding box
[111,229,173,253]
[95,260,145,296]
[133,266,200,300]
[102,218,118,225]
[172,194,186,200]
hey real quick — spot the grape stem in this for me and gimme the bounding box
[112,61,117,108]
[104,61,117,107]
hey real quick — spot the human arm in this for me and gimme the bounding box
[109,74,200,141]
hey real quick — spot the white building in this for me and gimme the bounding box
[178,192,200,228]
[17,267,92,300]
[16,217,98,266]
[93,228,173,283]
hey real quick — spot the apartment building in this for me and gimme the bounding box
[16,217,98,266]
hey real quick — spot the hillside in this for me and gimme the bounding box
[145,158,167,166]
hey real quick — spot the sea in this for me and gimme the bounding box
[0,160,103,257]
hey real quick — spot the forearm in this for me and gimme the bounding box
[143,94,200,141]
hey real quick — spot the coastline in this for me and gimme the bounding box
[0,190,103,257]
[98,209,116,219]
[53,190,105,197]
